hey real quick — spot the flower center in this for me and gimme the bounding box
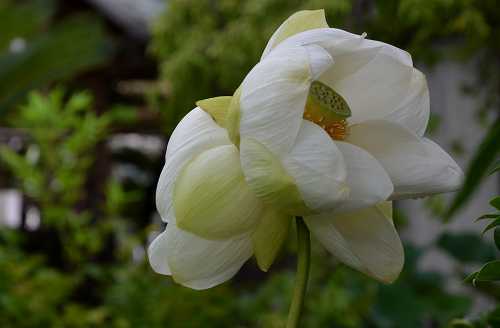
[304,81,351,140]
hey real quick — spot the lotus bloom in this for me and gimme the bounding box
[148,10,463,289]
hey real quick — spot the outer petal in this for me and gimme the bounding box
[240,44,334,156]
[156,108,231,222]
[147,230,171,275]
[334,141,393,213]
[280,120,348,212]
[347,120,464,199]
[252,208,291,272]
[262,9,329,58]
[305,202,404,283]
[160,224,253,290]
[174,144,263,240]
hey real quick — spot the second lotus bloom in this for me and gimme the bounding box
[149,10,463,289]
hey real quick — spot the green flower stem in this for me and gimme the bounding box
[286,216,311,328]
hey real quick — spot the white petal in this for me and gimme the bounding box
[381,68,430,136]
[164,224,253,290]
[156,108,231,222]
[347,120,464,199]
[240,44,334,156]
[330,50,413,125]
[334,142,393,213]
[305,202,404,283]
[262,9,329,58]
[275,28,412,81]
[147,230,171,275]
[281,120,348,212]
[174,145,263,240]
[273,29,416,125]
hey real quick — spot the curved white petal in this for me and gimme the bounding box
[305,202,404,283]
[334,142,393,213]
[275,28,412,80]
[147,230,171,275]
[174,145,263,240]
[347,120,464,199]
[329,50,413,125]
[162,224,253,290]
[262,9,329,58]
[240,44,334,156]
[381,68,429,136]
[273,28,415,125]
[281,120,348,212]
[156,108,231,223]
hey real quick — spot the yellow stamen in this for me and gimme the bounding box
[303,81,351,140]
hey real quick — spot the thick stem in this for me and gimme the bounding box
[286,217,311,328]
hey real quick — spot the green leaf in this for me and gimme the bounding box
[482,218,500,235]
[0,0,55,50]
[494,228,500,250]
[474,260,500,282]
[476,213,500,221]
[491,197,500,210]
[437,232,495,263]
[446,117,500,219]
[463,271,477,284]
[0,14,113,112]
[489,160,500,175]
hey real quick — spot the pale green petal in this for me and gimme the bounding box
[225,88,241,146]
[252,208,291,272]
[240,44,333,156]
[281,121,348,212]
[346,120,463,199]
[262,9,329,58]
[305,202,404,283]
[196,96,232,127]
[240,137,310,215]
[164,224,253,290]
[174,144,263,239]
[147,230,171,275]
[156,108,231,223]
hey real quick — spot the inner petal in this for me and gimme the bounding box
[304,81,351,140]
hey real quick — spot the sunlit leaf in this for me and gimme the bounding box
[449,318,473,328]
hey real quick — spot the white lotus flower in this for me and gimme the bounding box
[148,10,463,289]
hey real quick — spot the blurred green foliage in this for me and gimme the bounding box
[0,0,499,327]
[0,0,112,112]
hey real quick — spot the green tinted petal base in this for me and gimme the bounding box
[174,144,262,240]
[240,138,313,216]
